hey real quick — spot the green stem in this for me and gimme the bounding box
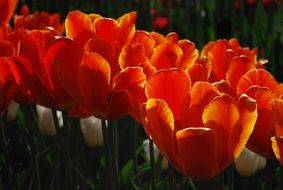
[61,111,73,190]
[227,163,234,190]
[22,105,42,190]
[109,120,119,189]
[101,119,114,190]
[131,120,138,174]
[265,159,274,190]
[0,115,16,190]
[168,162,174,190]
[149,139,156,190]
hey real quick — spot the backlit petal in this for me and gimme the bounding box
[145,69,191,120]
[150,41,183,70]
[273,99,283,136]
[176,127,219,180]
[271,137,283,166]
[246,86,276,158]
[77,53,111,119]
[139,99,175,159]
[226,56,256,89]
[65,10,93,39]
[237,69,279,95]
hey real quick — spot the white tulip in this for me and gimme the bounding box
[6,101,19,122]
[235,147,258,176]
[36,105,62,136]
[256,154,267,170]
[80,116,103,147]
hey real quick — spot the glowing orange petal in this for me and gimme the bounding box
[131,30,155,57]
[203,94,239,165]
[207,40,230,81]
[118,12,137,46]
[246,86,276,158]
[145,69,191,120]
[228,38,240,51]
[186,63,205,84]
[65,10,93,39]
[237,69,279,95]
[233,94,257,157]
[213,80,238,100]
[273,99,283,136]
[88,13,102,22]
[119,44,147,68]
[166,32,179,43]
[184,81,219,128]
[150,41,183,70]
[140,99,175,159]
[119,44,155,77]
[177,40,199,70]
[150,31,165,46]
[113,67,146,121]
[93,18,120,48]
[226,56,256,89]
[77,53,111,119]
[176,127,219,180]
[271,137,283,166]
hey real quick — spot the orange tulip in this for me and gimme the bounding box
[45,37,146,120]
[13,5,64,34]
[237,69,281,158]
[140,69,257,180]
[201,38,265,84]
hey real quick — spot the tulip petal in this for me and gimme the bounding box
[271,137,283,166]
[0,0,18,26]
[203,94,240,165]
[139,99,176,161]
[0,40,15,57]
[77,53,111,119]
[150,31,165,46]
[176,127,219,180]
[246,86,276,158]
[273,99,283,136]
[233,94,257,158]
[177,40,199,70]
[237,69,279,95]
[226,56,256,89]
[45,37,84,104]
[131,30,155,57]
[150,41,183,70]
[113,67,146,121]
[118,12,137,46]
[145,69,191,121]
[65,10,93,39]
[93,18,120,48]
[183,81,219,128]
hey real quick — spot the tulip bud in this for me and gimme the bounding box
[256,154,267,170]
[161,157,168,171]
[235,147,258,176]
[6,101,19,122]
[36,105,62,136]
[143,139,159,162]
[80,116,103,147]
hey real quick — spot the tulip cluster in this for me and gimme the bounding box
[1,0,283,181]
